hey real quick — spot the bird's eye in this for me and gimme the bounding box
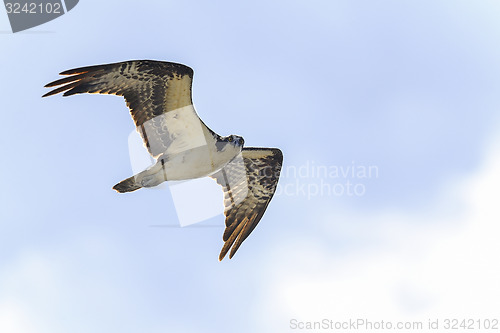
[228,136,233,142]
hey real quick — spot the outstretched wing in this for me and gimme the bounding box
[43,60,209,157]
[211,148,283,260]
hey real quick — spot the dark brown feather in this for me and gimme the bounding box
[212,148,283,260]
[43,60,195,157]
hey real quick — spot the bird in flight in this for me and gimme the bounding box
[43,60,283,260]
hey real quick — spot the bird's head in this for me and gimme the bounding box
[216,134,245,152]
[226,134,244,147]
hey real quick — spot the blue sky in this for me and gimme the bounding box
[1,1,500,332]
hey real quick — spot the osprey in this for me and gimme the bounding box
[43,60,283,260]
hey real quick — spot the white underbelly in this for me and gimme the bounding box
[161,145,232,180]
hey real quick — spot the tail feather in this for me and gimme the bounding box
[113,176,143,193]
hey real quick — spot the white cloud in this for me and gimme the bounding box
[255,134,500,331]
[0,302,39,333]
[0,252,58,333]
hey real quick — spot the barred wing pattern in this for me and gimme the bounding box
[43,60,199,157]
[212,148,283,260]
